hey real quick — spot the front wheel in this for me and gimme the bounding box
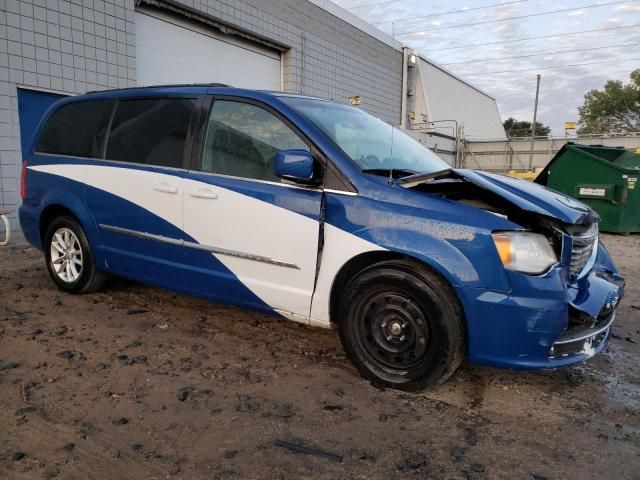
[44,215,108,294]
[338,260,466,391]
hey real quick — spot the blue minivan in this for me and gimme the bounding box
[19,85,624,390]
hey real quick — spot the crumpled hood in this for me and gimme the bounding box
[451,169,597,225]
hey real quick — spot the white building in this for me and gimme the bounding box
[405,55,506,165]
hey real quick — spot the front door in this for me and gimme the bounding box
[183,98,323,318]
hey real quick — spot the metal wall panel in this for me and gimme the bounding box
[415,58,506,141]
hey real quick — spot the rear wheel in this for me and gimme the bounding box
[44,215,108,294]
[338,260,465,391]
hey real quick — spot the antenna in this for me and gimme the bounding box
[389,21,396,184]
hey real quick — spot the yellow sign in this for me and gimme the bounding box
[349,95,361,106]
[564,122,576,130]
[636,147,640,154]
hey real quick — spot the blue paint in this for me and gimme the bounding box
[273,149,315,183]
[22,160,274,313]
[460,257,622,368]
[322,192,512,290]
[19,85,624,373]
[451,169,597,225]
[186,170,323,221]
[17,88,67,155]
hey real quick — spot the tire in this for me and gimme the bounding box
[337,259,466,391]
[44,215,108,294]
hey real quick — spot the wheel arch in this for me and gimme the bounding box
[39,204,81,243]
[39,202,110,294]
[328,250,467,332]
[37,195,100,258]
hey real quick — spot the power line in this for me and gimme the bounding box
[372,0,531,25]
[423,24,640,52]
[441,43,640,66]
[395,0,636,35]
[463,57,640,76]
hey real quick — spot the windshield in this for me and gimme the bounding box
[281,96,449,176]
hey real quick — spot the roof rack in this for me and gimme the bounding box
[86,83,231,94]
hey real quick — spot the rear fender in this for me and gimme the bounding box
[38,189,102,263]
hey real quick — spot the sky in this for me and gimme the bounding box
[331,0,640,136]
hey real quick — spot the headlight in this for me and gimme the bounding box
[492,231,557,274]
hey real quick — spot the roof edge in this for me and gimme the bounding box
[310,0,403,52]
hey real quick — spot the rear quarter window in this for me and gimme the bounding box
[36,100,113,158]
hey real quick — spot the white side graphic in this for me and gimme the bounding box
[30,164,184,227]
[310,223,385,327]
[30,164,385,325]
[182,177,320,317]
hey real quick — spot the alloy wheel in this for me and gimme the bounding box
[50,227,83,283]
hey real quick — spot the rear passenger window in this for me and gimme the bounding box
[106,98,196,168]
[36,100,112,157]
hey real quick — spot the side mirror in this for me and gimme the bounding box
[273,149,317,185]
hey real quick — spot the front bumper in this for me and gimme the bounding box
[549,309,614,358]
[459,244,624,369]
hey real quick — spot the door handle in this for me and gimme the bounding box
[189,188,219,200]
[153,183,179,194]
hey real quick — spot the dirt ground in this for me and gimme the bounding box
[0,234,639,480]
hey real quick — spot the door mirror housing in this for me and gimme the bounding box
[274,149,318,185]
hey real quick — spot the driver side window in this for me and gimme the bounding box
[201,100,309,182]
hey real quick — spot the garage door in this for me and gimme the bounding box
[135,12,281,91]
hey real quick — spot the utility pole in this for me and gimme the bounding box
[528,74,541,170]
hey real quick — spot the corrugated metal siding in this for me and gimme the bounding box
[418,58,506,141]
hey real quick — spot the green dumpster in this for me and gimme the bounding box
[535,143,640,233]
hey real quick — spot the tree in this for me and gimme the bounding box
[578,69,640,134]
[503,117,551,138]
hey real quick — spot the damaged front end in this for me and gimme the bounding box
[399,169,625,369]
[553,239,624,359]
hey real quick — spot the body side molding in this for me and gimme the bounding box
[99,223,301,269]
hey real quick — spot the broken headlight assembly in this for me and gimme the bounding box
[492,231,558,275]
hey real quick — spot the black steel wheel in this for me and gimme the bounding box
[338,259,465,391]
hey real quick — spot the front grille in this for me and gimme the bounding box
[569,223,598,277]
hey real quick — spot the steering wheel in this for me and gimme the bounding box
[362,154,381,168]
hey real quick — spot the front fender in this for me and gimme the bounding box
[324,194,510,291]
[354,224,510,291]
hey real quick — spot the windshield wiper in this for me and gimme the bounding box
[361,168,418,179]
[397,168,455,187]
